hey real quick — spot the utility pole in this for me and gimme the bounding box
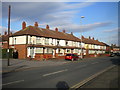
[7,5,11,66]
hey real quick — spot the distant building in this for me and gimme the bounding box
[111,44,120,53]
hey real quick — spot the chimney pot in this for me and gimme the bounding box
[55,28,58,32]
[46,25,49,29]
[63,30,66,33]
[22,21,26,29]
[4,31,7,35]
[34,22,38,27]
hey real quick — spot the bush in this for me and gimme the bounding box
[2,48,13,58]
[105,51,110,54]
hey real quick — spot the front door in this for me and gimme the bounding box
[30,47,34,58]
[52,49,56,58]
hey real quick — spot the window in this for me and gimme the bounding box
[57,40,60,46]
[66,41,68,46]
[45,38,49,45]
[79,42,81,47]
[36,37,42,44]
[14,38,16,44]
[36,48,43,53]
[51,39,53,45]
[58,49,64,54]
[29,36,32,44]
[73,42,76,46]
[66,49,71,53]
[45,48,53,53]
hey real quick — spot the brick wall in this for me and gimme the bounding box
[34,53,53,60]
[2,42,8,49]
[11,45,27,59]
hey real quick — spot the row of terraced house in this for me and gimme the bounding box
[1,21,113,60]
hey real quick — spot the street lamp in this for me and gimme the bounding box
[7,5,11,66]
[80,16,85,59]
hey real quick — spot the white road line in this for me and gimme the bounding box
[1,80,24,86]
[43,69,68,77]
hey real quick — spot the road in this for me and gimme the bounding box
[2,56,119,88]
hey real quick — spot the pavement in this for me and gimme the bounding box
[1,58,69,73]
[0,57,113,73]
[79,65,119,89]
[1,57,99,73]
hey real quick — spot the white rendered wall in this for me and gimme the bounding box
[59,40,66,46]
[9,36,26,45]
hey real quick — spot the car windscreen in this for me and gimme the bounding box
[66,54,73,56]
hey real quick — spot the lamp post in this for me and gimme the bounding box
[7,5,11,66]
[80,16,85,59]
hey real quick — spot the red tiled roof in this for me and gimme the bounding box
[11,25,108,46]
[82,36,107,46]
[11,26,81,42]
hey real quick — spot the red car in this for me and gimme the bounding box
[65,54,79,61]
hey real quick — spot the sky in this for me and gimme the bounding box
[1,0,119,46]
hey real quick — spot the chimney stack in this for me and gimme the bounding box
[63,30,66,33]
[4,31,7,35]
[82,35,84,39]
[22,21,26,30]
[55,28,58,32]
[92,37,94,40]
[71,32,73,35]
[34,22,38,27]
[10,32,12,36]
[46,25,49,29]
[89,36,91,39]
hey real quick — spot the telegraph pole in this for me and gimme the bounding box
[7,5,11,66]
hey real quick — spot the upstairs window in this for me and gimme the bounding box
[14,38,16,44]
[57,40,60,46]
[66,41,68,46]
[45,38,49,45]
[36,37,42,45]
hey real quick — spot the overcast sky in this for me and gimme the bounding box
[1,0,119,46]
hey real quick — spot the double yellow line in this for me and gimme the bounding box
[70,65,116,89]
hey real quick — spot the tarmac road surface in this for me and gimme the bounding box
[2,56,120,89]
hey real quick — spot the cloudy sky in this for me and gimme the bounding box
[1,0,119,45]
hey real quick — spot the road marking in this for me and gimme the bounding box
[70,65,116,89]
[91,62,99,64]
[43,69,68,77]
[1,80,24,86]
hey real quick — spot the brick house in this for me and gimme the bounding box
[1,32,8,49]
[81,36,109,57]
[8,21,110,60]
[111,44,120,53]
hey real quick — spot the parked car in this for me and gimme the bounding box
[109,53,115,57]
[65,54,79,61]
[116,52,120,56]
